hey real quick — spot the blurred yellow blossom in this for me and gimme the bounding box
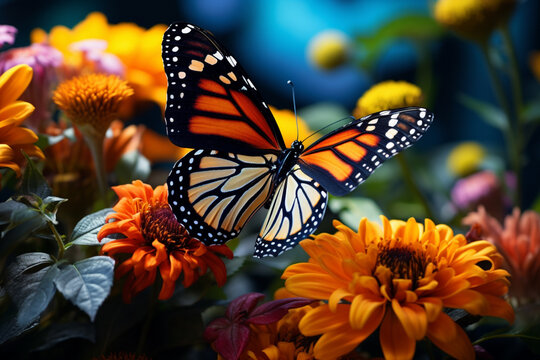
[447,141,486,176]
[307,30,349,71]
[0,64,44,180]
[531,52,540,82]
[31,12,168,110]
[434,0,517,42]
[353,80,423,118]
[270,106,316,147]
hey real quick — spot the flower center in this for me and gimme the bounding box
[377,245,426,283]
[140,203,195,252]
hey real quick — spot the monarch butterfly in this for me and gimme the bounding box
[162,23,434,257]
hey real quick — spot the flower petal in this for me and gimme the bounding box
[391,300,427,340]
[379,309,415,360]
[427,312,474,360]
[349,294,385,330]
[0,64,32,109]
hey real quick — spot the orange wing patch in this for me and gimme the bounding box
[194,95,241,116]
[305,128,361,153]
[199,79,227,95]
[231,90,279,149]
[300,150,352,181]
[190,116,276,149]
[335,141,367,161]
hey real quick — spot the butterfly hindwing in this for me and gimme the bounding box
[167,150,277,244]
[162,23,285,154]
[254,167,328,258]
[299,107,434,196]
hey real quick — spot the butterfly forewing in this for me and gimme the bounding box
[254,167,328,258]
[167,150,277,244]
[162,23,285,154]
[299,107,434,196]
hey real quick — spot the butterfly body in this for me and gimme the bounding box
[162,22,434,257]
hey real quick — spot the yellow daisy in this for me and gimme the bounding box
[353,80,423,118]
[282,217,514,360]
[0,64,44,179]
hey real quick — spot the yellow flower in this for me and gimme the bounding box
[307,30,349,71]
[32,12,167,110]
[0,64,44,178]
[353,80,423,118]
[447,141,486,176]
[434,0,517,42]
[282,217,514,360]
[53,73,133,136]
[531,51,540,82]
[270,106,316,147]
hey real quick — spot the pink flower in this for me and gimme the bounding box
[0,43,63,131]
[69,39,125,77]
[463,206,540,306]
[0,25,16,48]
[451,170,505,220]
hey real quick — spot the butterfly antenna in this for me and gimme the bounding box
[302,115,355,144]
[287,80,299,142]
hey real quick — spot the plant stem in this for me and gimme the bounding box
[473,333,540,345]
[137,280,160,355]
[500,25,524,206]
[478,40,521,206]
[48,221,65,259]
[396,153,436,221]
[82,129,107,200]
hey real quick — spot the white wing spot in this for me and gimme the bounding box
[385,129,398,139]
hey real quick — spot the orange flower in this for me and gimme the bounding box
[0,64,44,179]
[463,206,540,306]
[282,217,514,360]
[98,180,233,303]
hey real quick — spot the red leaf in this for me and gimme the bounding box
[213,322,251,360]
[225,292,265,320]
[247,297,314,325]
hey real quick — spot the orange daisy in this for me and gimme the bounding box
[97,180,233,303]
[282,217,514,360]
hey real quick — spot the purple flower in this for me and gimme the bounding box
[0,25,17,48]
[0,43,63,131]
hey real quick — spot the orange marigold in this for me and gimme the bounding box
[282,217,514,360]
[98,180,233,303]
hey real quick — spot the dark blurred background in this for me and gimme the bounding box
[1,0,539,206]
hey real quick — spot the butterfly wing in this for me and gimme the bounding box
[299,107,434,196]
[162,23,285,154]
[167,149,277,244]
[254,166,328,258]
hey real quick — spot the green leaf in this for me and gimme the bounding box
[0,201,47,254]
[70,208,114,246]
[459,94,509,131]
[5,253,59,327]
[20,152,51,198]
[0,301,40,345]
[41,196,68,224]
[328,196,383,229]
[115,150,151,184]
[54,256,115,321]
[355,14,442,68]
[523,100,540,125]
[29,322,96,351]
